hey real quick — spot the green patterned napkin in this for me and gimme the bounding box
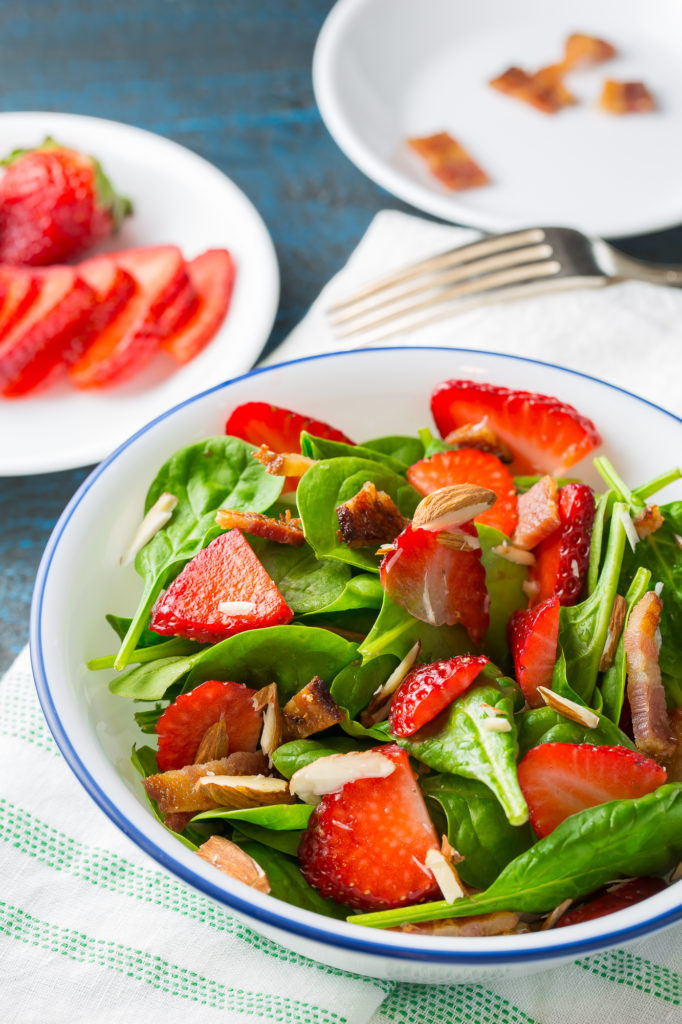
[4,647,681,1023]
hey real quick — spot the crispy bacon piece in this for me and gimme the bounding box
[215,508,305,546]
[490,65,574,114]
[633,505,664,539]
[444,420,513,463]
[336,481,407,549]
[252,444,315,479]
[143,751,270,814]
[564,33,617,68]
[513,475,561,550]
[600,80,656,115]
[196,835,271,893]
[407,132,489,190]
[163,812,194,834]
[399,912,521,936]
[624,591,675,760]
[282,676,344,740]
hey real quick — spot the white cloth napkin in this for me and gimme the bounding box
[264,210,682,417]
[6,211,682,1022]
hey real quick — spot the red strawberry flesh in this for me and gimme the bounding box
[389,654,490,737]
[155,679,261,772]
[150,528,293,644]
[518,742,667,838]
[431,380,601,475]
[513,475,560,550]
[225,401,353,454]
[529,483,596,605]
[0,267,40,339]
[162,249,235,364]
[298,745,440,910]
[556,877,667,927]
[508,597,560,708]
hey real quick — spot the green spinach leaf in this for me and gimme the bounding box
[477,523,528,670]
[301,574,384,619]
[111,654,199,700]
[193,804,313,829]
[517,707,636,759]
[234,838,349,919]
[359,592,471,663]
[362,435,425,466]
[248,537,352,614]
[301,432,408,475]
[330,653,398,717]
[272,737,371,779]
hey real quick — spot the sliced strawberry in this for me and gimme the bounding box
[381,523,489,646]
[0,267,40,339]
[155,679,262,772]
[0,267,95,396]
[225,401,354,454]
[298,745,440,910]
[78,255,137,350]
[162,249,235,364]
[407,448,518,536]
[149,528,293,644]
[518,743,667,838]
[69,245,187,388]
[389,654,490,737]
[431,380,601,475]
[555,877,666,928]
[513,475,560,550]
[529,483,596,606]
[155,267,199,339]
[508,597,560,708]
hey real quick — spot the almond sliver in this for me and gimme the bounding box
[537,686,599,728]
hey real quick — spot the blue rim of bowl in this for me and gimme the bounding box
[30,346,682,965]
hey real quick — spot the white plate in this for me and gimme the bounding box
[313,0,682,237]
[32,348,682,983]
[0,111,279,476]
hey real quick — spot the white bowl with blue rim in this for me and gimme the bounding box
[31,347,682,983]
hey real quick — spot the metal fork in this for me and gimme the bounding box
[327,227,682,343]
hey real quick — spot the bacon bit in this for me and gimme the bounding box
[281,676,344,740]
[360,641,421,727]
[633,505,664,540]
[163,811,194,834]
[215,508,305,547]
[513,476,561,550]
[407,132,490,190]
[253,683,284,761]
[600,80,656,114]
[541,898,574,930]
[253,444,284,474]
[537,686,599,729]
[195,774,295,809]
[564,33,617,68]
[336,481,407,549]
[194,720,230,764]
[143,752,270,814]
[624,591,675,760]
[598,594,628,672]
[398,911,520,936]
[252,444,315,478]
[490,65,574,114]
[196,835,271,893]
[444,420,513,463]
[491,541,536,566]
[120,491,178,567]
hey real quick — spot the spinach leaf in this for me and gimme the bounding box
[90,635,201,671]
[349,784,682,928]
[185,624,358,702]
[234,838,349,919]
[362,435,425,466]
[517,707,636,759]
[586,493,609,595]
[115,437,284,670]
[134,703,168,734]
[553,502,628,704]
[111,654,199,700]
[417,428,451,458]
[301,432,408,475]
[359,592,471,663]
[193,804,313,829]
[340,714,392,743]
[232,823,304,857]
[248,537,352,614]
[301,574,384,618]
[600,567,652,723]
[421,774,534,890]
[297,457,421,572]
[399,684,528,826]
[477,523,528,670]
[330,653,398,717]
[107,613,167,647]
[272,737,371,779]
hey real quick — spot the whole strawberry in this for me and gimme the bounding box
[0,138,131,266]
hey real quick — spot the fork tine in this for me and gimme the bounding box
[327,228,547,315]
[333,260,562,339]
[329,243,554,327]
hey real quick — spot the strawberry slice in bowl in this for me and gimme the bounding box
[389,654,490,737]
[529,483,596,606]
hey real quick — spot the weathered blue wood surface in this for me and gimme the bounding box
[0,0,680,674]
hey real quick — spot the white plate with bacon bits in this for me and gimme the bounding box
[0,111,278,476]
[314,0,682,236]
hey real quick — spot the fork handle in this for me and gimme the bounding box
[603,244,682,287]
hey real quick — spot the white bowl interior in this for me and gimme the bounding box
[32,348,682,981]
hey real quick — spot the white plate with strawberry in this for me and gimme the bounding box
[0,111,279,475]
[31,348,682,982]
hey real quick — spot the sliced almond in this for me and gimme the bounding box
[194,720,229,764]
[360,640,421,727]
[120,492,177,567]
[290,750,395,806]
[282,677,344,741]
[412,484,496,532]
[541,898,573,930]
[620,506,640,553]
[195,774,294,809]
[675,534,682,552]
[424,848,466,903]
[196,835,270,893]
[481,717,512,733]
[537,686,599,729]
[522,579,541,601]
[218,600,257,616]
[598,594,628,672]
[143,757,237,814]
[670,860,682,883]
[253,683,284,761]
[491,542,536,566]
[435,530,481,551]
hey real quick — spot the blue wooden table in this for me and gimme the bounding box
[1,0,681,676]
